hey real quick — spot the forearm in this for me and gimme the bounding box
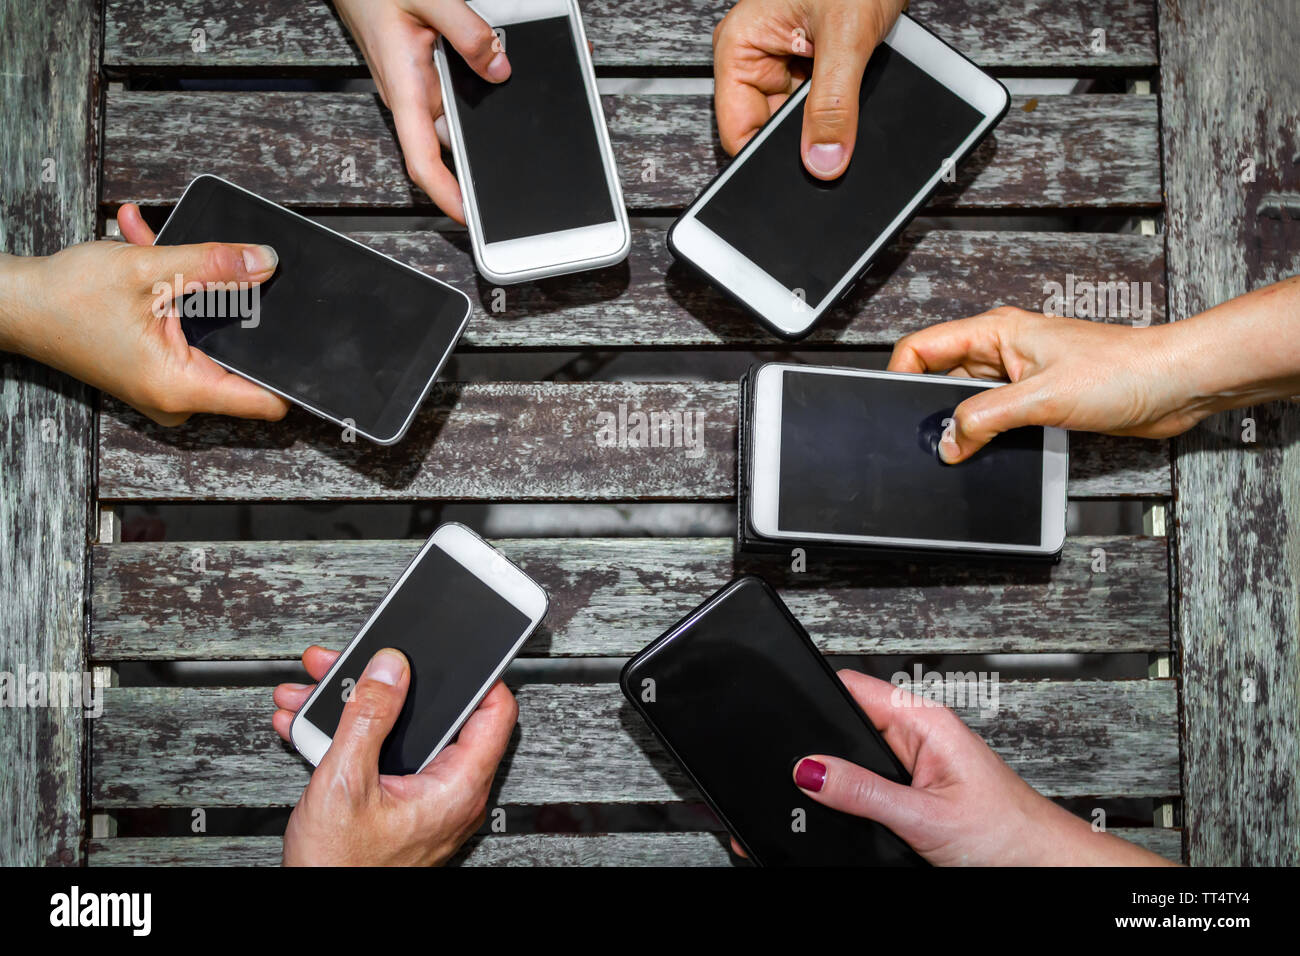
[1155,274,1300,420]
[1029,799,1178,866]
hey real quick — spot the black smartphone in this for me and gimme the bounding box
[153,175,472,444]
[620,576,926,866]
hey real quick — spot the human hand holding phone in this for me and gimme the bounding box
[274,645,517,866]
[0,202,287,425]
[712,0,909,179]
[888,276,1300,463]
[334,0,511,222]
[736,670,1173,866]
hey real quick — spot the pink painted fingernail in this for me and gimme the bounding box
[795,758,827,792]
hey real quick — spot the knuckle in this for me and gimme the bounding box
[466,22,497,60]
[349,679,395,722]
[806,97,854,134]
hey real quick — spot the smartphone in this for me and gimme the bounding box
[291,523,547,774]
[434,0,630,283]
[747,363,1068,556]
[621,576,925,866]
[153,175,472,445]
[668,14,1010,339]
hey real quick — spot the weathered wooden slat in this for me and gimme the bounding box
[88,826,1182,866]
[90,535,1170,660]
[101,91,1161,211]
[102,0,1159,70]
[1160,0,1300,865]
[96,383,1172,501]
[345,228,1166,349]
[91,681,1180,807]
[0,0,100,867]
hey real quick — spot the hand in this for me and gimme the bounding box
[335,0,511,222]
[0,203,288,425]
[713,0,908,179]
[274,645,517,866]
[777,671,1174,866]
[888,277,1300,463]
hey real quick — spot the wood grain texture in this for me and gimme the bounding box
[101,91,1161,211]
[90,681,1180,808]
[102,0,1159,70]
[96,383,1171,500]
[1160,0,1300,865]
[90,535,1171,659]
[88,826,1183,866]
[346,227,1167,349]
[0,0,99,866]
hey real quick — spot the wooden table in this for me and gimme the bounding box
[2,0,1297,866]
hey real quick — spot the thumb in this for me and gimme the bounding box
[939,380,1041,464]
[801,6,889,179]
[150,241,279,289]
[320,648,410,779]
[794,754,930,839]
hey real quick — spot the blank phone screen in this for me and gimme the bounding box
[445,15,616,243]
[156,176,469,442]
[777,370,1043,545]
[624,577,924,866]
[696,44,984,304]
[304,543,530,775]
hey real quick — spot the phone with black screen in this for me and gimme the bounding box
[668,14,1009,339]
[748,363,1068,557]
[434,0,630,283]
[153,175,471,444]
[621,576,926,866]
[291,523,547,774]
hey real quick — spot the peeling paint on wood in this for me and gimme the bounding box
[0,0,100,867]
[90,536,1171,659]
[101,91,1161,212]
[346,227,1166,349]
[1160,0,1300,865]
[95,383,1171,500]
[87,826,1182,866]
[102,0,1159,70]
[90,681,1180,808]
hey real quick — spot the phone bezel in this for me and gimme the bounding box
[434,0,630,284]
[290,522,548,771]
[668,13,1010,338]
[749,363,1069,555]
[152,174,472,445]
[620,575,916,867]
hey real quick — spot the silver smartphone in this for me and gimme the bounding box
[291,523,548,773]
[748,363,1069,557]
[434,0,630,284]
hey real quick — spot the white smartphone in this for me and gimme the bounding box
[669,14,1010,339]
[748,364,1069,557]
[154,175,472,445]
[291,523,548,773]
[434,0,630,284]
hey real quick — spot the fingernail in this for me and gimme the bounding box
[242,244,278,276]
[795,758,827,792]
[487,52,510,81]
[938,435,960,464]
[364,648,407,686]
[806,143,845,177]
[282,683,308,691]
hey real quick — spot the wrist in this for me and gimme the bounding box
[0,254,45,357]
